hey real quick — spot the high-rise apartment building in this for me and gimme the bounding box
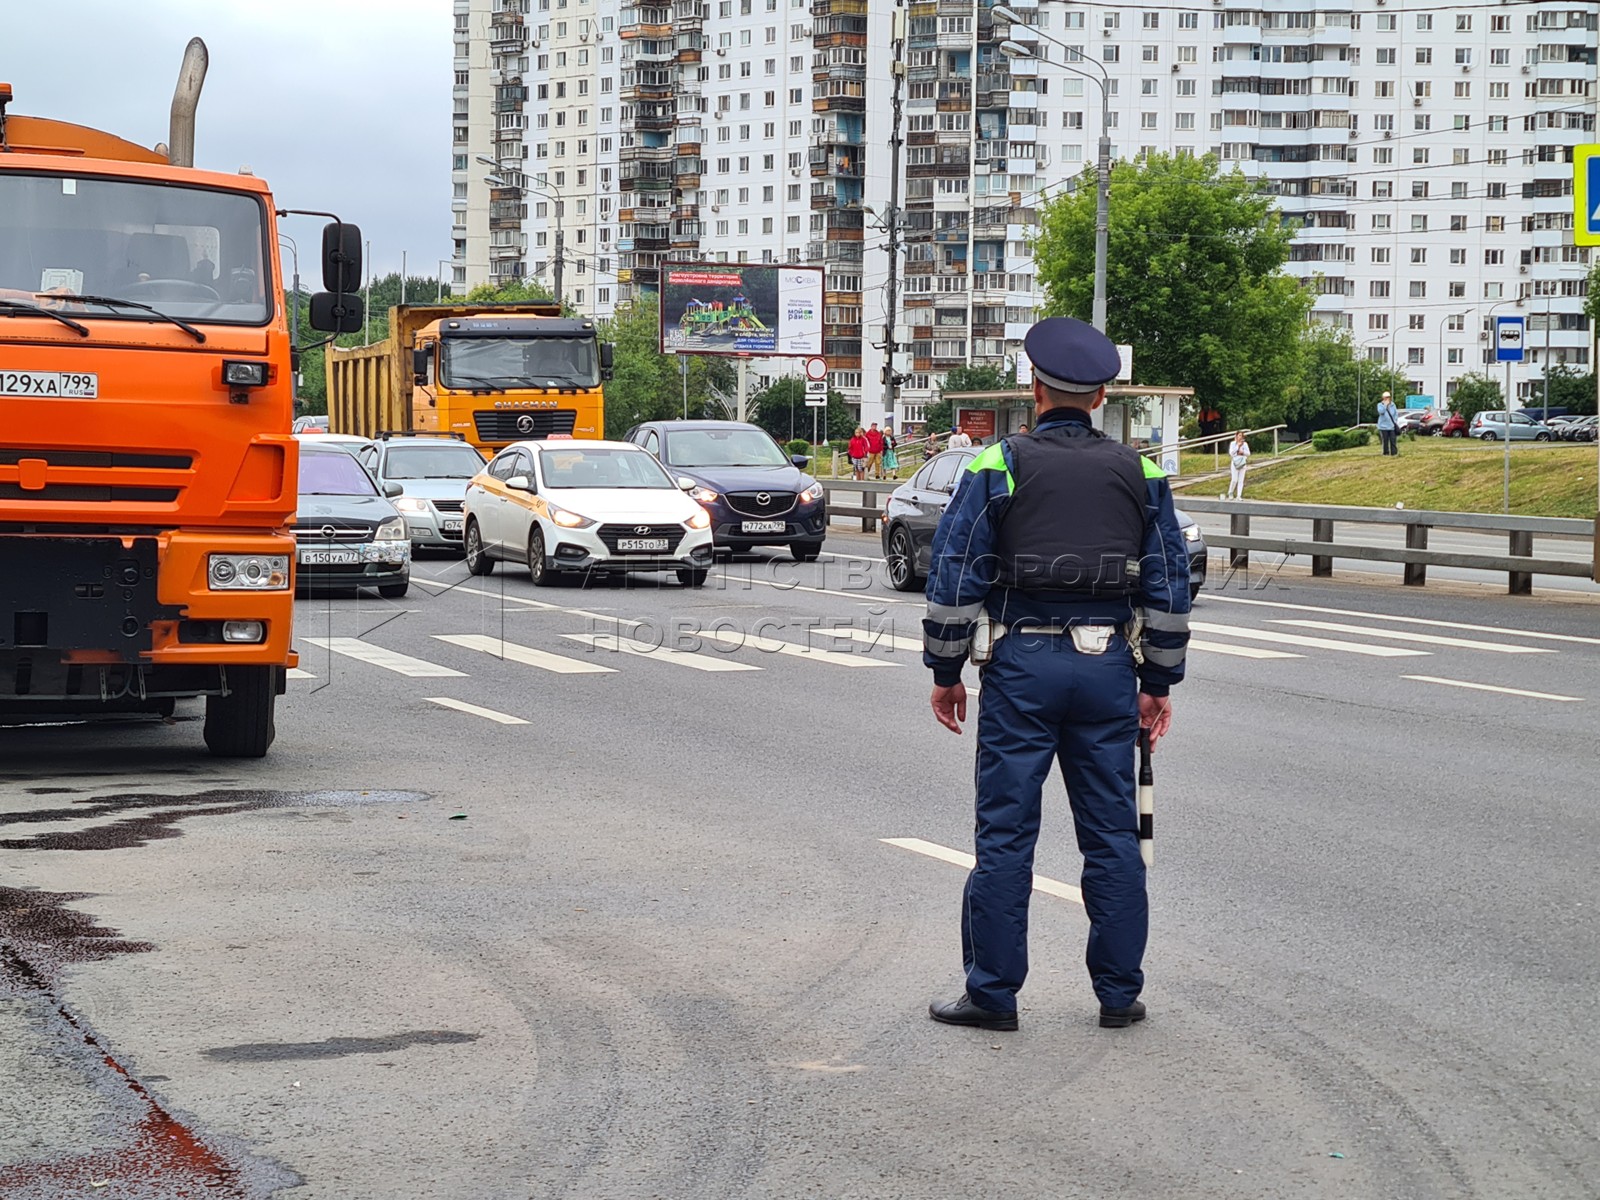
[457,1,1598,424]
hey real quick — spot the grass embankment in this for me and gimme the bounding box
[1188,437,1600,517]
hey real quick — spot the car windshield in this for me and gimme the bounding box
[382,444,485,479]
[665,428,787,467]
[300,451,378,496]
[539,447,675,489]
[0,172,269,324]
[441,335,599,389]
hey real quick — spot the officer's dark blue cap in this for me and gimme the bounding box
[1024,317,1121,396]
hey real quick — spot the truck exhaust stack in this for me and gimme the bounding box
[166,37,208,167]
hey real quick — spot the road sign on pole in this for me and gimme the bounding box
[804,378,828,407]
[804,356,828,382]
[1575,145,1600,247]
[1495,316,1525,363]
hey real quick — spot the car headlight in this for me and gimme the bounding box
[208,554,288,590]
[686,509,712,530]
[375,517,408,542]
[689,485,720,504]
[394,497,429,514]
[549,505,596,529]
[798,480,824,503]
[1182,525,1202,544]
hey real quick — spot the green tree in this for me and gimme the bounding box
[747,376,851,443]
[1282,326,1412,435]
[1034,153,1313,428]
[922,362,1017,435]
[463,277,558,306]
[1449,372,1504,424]
[1530,364,1597,416]
[596,297,737,436]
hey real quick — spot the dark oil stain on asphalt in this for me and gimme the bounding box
[203,1029,482,1063]
[0,888,299,1198]
[0,787,429,852]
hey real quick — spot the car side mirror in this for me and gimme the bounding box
[383,481,404,498]
[412,344,432,384]
[790,455,811,468]
[507,475,533,492]
[678,477,696,491]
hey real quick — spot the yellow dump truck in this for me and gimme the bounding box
[326,304,612,451]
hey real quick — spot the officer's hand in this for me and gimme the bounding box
[1139,692,1172,751]
[931,683,967,734]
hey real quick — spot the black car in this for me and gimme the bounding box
[879,448,1208,601]
[294,443,412,598]
[624,419,827,561]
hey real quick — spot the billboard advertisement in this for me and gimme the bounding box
[956,408,997,442]
[659,263,823,357]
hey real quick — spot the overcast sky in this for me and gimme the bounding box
[6,1,449,282]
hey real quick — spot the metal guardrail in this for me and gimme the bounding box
[821,479,901,533]
[1179,498,1598,595]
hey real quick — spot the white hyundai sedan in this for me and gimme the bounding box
[463,439,716,587]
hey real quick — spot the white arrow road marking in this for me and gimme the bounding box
[883,837,1084,905]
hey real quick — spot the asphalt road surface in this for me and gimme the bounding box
[3,532,1598,1199]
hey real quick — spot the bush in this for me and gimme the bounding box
[1312,428,1349,452]
[786,438,812,459]
[1347,427,1372,447]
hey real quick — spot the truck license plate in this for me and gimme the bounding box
[0,371,98,398]
[299,548,362,565]
[617,538,668,552]
[741,520,786,534]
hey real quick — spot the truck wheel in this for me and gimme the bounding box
[465,519,495,575]
[203,665,278,758]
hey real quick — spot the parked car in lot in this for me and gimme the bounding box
[1468,411,1554,441]
[293,443,411,598]
[463,439,716,587]
[1395,409,1429,434]
[623,419,826,561]
[1428,412,1469,437]
[877,448,1208,601]
[354,433,486,552]
[1554,414,1597,442]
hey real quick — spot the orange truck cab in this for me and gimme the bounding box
[0,46,361,756]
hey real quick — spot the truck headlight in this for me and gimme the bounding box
[375,517,408,542]
[208,554,288,590]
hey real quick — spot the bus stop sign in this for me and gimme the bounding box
[1577,145,1600,247]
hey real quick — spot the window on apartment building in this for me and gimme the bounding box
[762,217,774,234]
[787,184,800,201]
[1141,112,1158,129]
[1484,283,1503,300]
[1141,11,1159,28]
[789,87,803,103]
[716,220,730,236]
[1142,46,1159,63]
[1490,14,1508,31]
[1371,281,1390,298]
[740,61,752,76]
[1408,281,1427,299]
[1369,314,1388,331]
[1489,48,1509,65]
[762,184,775,200]
[1176,79,1196,97]
[737,219,749,234]
[1412,215,1428,232]
[1373,147,1392,165]
[1102,45,1119,62]
[1176,46,1196,63]
[1407,347,1425,366]
[1141,79,1158,96]
[1415,82,1431,99]
[1373,214,1391,231]
[1372,248,1390,263]
[1064,10,1084,27]
[1373,181,1393,198]
[1487,149,1508,166]
[1409,249,1427,266]
[1449,248,1467,265]
[1375,47,1395,66]
[1175,113,1195,131]
[1375,81,1393,99]
[1486,216,1506,232]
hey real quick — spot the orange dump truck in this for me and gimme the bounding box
[0,42,361,755]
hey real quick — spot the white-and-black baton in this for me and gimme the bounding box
[1137,729,1154,868]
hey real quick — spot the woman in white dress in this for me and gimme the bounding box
[1227,430,1251,499]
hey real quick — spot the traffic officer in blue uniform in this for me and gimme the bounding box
[923,316,1191,1032]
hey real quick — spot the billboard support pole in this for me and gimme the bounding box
[737,358,749,423]
[682,353,689,420]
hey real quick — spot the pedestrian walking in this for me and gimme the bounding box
[847,426,869,481]
[947,427,973,450]
[1377,391,1400,456]
[922,316,1192,1032]
[865,422,886,479]
[1226,430,1251,499]
[924,430,941,461]
[883,426,899,475]
[1017,423,1030,435]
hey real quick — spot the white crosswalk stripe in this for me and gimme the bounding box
[434,633,614,675]
[426,697,530,724]
[1189,639,1301,660]
[287,667,316,679]
[817,625,923,653]
[1189,621,1429,658]
[1270,619,1555,655]
[560,631,762,672]
[303,637,467,678]
[692,627,899,667]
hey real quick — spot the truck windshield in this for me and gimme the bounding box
[0,172,269,325]
[441,336,599,389]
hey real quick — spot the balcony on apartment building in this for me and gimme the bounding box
[809,148,865,179]
[825,207,865,232]
[811,0,867,18]
[674,157,703,188]
[621,72,676,102]
[635,101,676,133]
[620,142,677,165]
[631,39,679,64]
[810,180,864,209]
[672,0,708,26]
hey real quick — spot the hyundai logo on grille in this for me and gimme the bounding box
[634,525,652,535]
[321,525,337,539]
[756,492,771,505]
[516,414,536,434]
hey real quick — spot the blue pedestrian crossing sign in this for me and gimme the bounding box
[1495,316,1525,363]
[1577,145,1600,247]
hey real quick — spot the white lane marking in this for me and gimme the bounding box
[433,633,614,675]
[819,550,888,565]
[1206,594,1600,647]
[287,667,316,679]
[1189,621,1429,658]
[1273,619,1555,655]
[304,637,467,678]
[1189,639,1302,660]
[882,837,1084,906]
[817,624,923,652]
[409,576,449,590]
[1401,675,1583,703]
[426,697,529,724]
[560,631,762,672]
[692,627,899,667]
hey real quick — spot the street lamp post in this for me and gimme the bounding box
[1357,336,1386,426]
[481,157,566,306]
[996,14,1110,333]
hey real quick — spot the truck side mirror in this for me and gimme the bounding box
[412,344,432,384]
[308,292,362,333]
[599,342,615,381]
[320,221,363,294]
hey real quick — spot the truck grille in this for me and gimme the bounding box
[596,524,685,555]
[472,410,579,442]
[0,448,193,506]
[724,490,796,518]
